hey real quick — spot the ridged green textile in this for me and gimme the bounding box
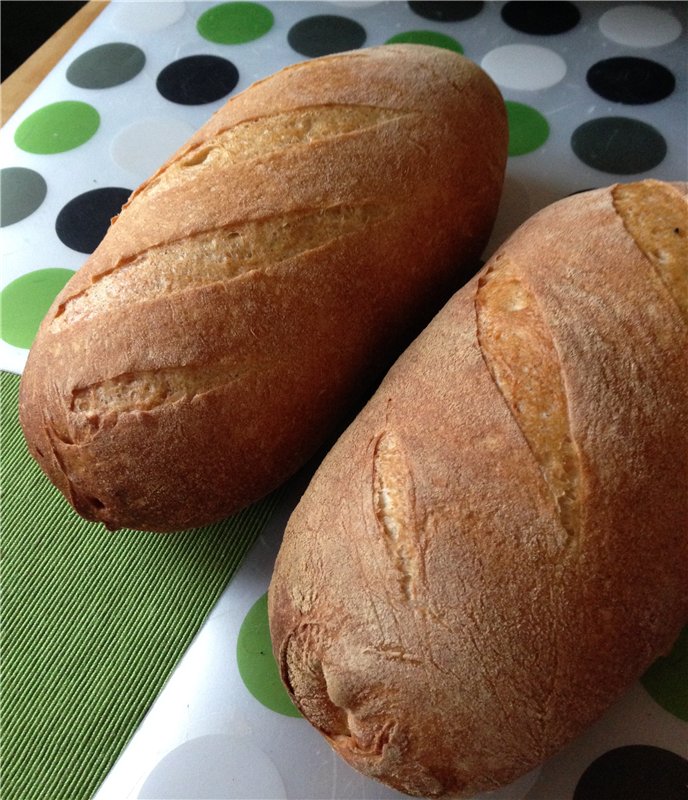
[0,370,281,800]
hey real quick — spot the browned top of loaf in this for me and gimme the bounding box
[51,44,499,310]
[269,180,688,798]
[19,45,507,530]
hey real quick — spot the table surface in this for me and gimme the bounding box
[1,2,686,799]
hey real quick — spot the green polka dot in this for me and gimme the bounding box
[236,593,300,717]
[14,102,100,155]
[1,269,74,348]
[385,30,463,53]
[641,625,688,721]
[197,2,274,44]
[505,100,549,156]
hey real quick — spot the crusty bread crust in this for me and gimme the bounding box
[19,45,507,531]
[268,181,688,797]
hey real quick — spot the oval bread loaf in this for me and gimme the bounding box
[19,45,507,532]
[268,180,688,797]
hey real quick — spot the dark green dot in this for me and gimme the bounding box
[236,593,300,717]
[0,269,74,349]
[66,43,145,89]
[287,15,366,58]
[386,30,463,53]
[641,625,688,721]
[571,117,667,175]
[14,101,100,155]
[197,2,274,44]
[505,100,549,156]
[1,167,47,227]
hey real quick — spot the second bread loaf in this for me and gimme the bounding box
[268,180,688,797]
[19,45,507,531]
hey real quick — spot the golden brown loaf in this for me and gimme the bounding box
[268,180,688,798]
[18,45,507,531]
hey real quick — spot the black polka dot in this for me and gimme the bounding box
[56,187,131,254]
[287,16,366,58]
[156,56,239,105]
[574,746,688,800]
[587,57,675,105]
[571,117,667,175]
[502,1,580,35]
[1,167,47,227]
[408,1,484,22]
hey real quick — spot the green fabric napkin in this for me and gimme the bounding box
[0,370,282,800]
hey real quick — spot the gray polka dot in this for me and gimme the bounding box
[1,167,47,227]
[66,43,145,89]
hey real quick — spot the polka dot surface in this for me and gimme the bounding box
[641,625,688,721]
[156,55,239,105]
[587,57,675,105]
[138,735,287,799]
[236,593,300,717]
[287,15,366,58]
[55,187,131,254]
[599,4,683,48]
[408,1,484,22]
[571,117,667,174]
[501,1,581,35]
[110,1,186,33]
[197,2,274,44]
[14,101,99,154]
[110,117,195,180]
[482,45,566,90]
[1,2,686,797]
[573,746,688,800]
[0,269,73,349]
[386,30,463,54]
[66,43,145,89]
[505,101,550,156]
[0,167,47,227]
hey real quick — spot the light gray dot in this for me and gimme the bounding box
[110,117,195,181]
[599,4,682,47]
[138,735,286,799]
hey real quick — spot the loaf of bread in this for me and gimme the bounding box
[19,45,507,532]
[268,180,688,797]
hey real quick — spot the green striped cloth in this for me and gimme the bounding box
[0,370,281,800]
